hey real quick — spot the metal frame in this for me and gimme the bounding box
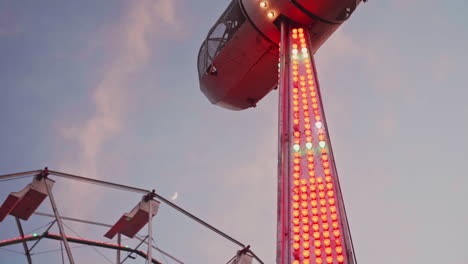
[0,169,265,264]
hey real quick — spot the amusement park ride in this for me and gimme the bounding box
[0,0,364,263]
[198,0,364,264]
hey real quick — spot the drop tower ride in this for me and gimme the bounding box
[197,1,364,264]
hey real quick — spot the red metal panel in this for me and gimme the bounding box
[0,195,21,222]
[104,216,127,239]
[121,209,148,238]
[10,189,47,220]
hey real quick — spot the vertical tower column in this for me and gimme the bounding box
[277,24,356,264]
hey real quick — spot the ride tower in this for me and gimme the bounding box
[277,23,356,264]
[197,1,364,264]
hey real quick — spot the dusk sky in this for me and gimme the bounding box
[1,0,468,263]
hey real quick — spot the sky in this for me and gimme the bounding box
[1,0,468,263]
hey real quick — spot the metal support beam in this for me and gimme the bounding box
[28,220,56,253]
[277,19,291,264]
[117,234,121,264]
[48,170,246,248]
[0,170,41,180]
[44,179,75,264]
[14,217,33,264]
[147,201,153,264]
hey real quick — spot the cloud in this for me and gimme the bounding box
[57,0,180,178]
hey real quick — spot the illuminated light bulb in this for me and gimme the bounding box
[310,192,316,200]
[324,239,331,247]
[336,246,343,254]
[301,194,308,200]
[332,221,339,229]
[293,234,300,242]
[302,47,308,53]
[293,87,299,93]
[292,49,298,55]
[330,206,337,213]
[335,238,342,245]
[293,243,300,250]
[306,142,313,149]
[294,158,300,164]
[303,241,310,249]
[329,198,335,205]
[320,207,327,214]
[302,209,308,216]
[322,223,330,231]
[292,33,298,39]
[267,11,275,18]
[307,156,314,163]
[293,218,300,225]
[312,223,319,231]
[304,260,310,264]
[303,250,311,258]
[316,258,323,264]
[293,101,299,106]
[323,231,330,238]
[324,170,331,176]
[293,194,300,201]
[294,172,300,178]
[312,208,318,215]
[319,191,325,198]
[333,230,340,237]
[293,29,298,33]
[314,240,321,248]
[313,103,318,109]
[314,248,321,256]
[318,184,324,191]
[293,180,300,186]
[293,202,299,209]
[293,226,300,233]
[322,155,328,161]
[313,232,321,239]
[326,257,333,264]
[299,33,304,38]
[301,201,308,208]
[294,165,300,172]
[308,164,314,170]
[310,185,316,191]
[327,190,334,197]
[315,116,321,121]
[293,144,300,152]
[300,178,307,185]
[319,134,326,141]
[302,217,309,224]
[303,53,309,58]
[317,141,326,149]
[303,233,310,241]
[337,255,344,263]
[321,215,328,221]
[298,28,304,33]
[293,210,300,217]
[317,177,323,183]
[293,106,299,112]
[320,199,326,206]
[331,213,338,220]
[314,121,323,129]
[259,1,268,7]
[303,225,310,232]
[309,171,315,178]
[312,216,319,223]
